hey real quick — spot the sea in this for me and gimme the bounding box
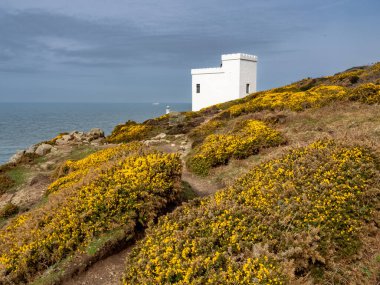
[0,103,191,164]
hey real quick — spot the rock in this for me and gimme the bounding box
[40,161,55,171]
[174,134,185,139]
[87,128,105,140]
[35,144,53,156]
[25,145,37,154]
[61,134,72,142]
[8,150,25,164]
[69,130,79,136]
[29,174,50,186]
[73,132,85,141]
[143,139,160,146]
[55,138,65,145]
[180,141,187,145]
[50,147,59,154]
[153,133,167,140]
[90,138,105,146]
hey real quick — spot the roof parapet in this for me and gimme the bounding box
[222,53,258,61]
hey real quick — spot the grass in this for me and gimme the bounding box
[86,228,126,256]
[4,166,29,192]
[198,102,380,190]
[30,257,72,285]
[34,155,48,164]
[67,145,98,161]
[178,181,198,202]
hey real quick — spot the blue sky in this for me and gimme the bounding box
[0,0,379,103]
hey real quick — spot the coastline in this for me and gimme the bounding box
[0,102,191,165]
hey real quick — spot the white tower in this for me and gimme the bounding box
[191,53,257,111]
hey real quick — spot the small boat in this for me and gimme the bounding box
[152,102,160,105]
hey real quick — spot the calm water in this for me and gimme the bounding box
[0,103,191,164]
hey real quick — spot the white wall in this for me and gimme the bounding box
[191,53,257,111]
[191,69,225,112]
[239,58,257,98]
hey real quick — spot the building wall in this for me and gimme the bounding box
[239,58,257,98]
[191,53,257,111]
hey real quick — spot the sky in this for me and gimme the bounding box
[0,0,379,103]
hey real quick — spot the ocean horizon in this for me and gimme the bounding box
[0,102,191,164]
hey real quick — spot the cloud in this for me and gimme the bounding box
[0,0,378,102]
[0,6,310,74]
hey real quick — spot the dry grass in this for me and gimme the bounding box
[208,102,380,188]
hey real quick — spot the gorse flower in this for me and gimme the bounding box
[123,140,379,284]
[48,142,143,194]
[107,121,151,143]
[0,143,182,283]
[187,120,284,175]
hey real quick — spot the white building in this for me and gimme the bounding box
[191,53,258,111]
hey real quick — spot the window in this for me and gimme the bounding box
[196,84,200,94]
[246,84,250,94]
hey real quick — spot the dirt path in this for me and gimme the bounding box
[181,161,219,196]
[61,134,219,284]
[180,138,220,196]
[62,248,130,285]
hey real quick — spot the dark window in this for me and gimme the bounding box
[246,84,250,94]
[196,84,200,93]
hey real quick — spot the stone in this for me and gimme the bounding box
[29,174,49,186]
[69,130,79,136]
[55,138,65,145]
[50,147,59,154]
[90,138,105,146]
[174,134,186,139]
[8,150,25,164]
[35,144,53,156]
[61,134,72,142]
[143,139,160,146]
[25,145,37,154]
[73,133,85,141]
[87,128,105,140]
[153,133,167,140]
[40,161,55,171]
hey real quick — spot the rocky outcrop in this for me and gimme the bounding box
[56,129,105,145]
[35,144,53,156]
[7,128,105,164]
[8,150,25,164]
[87,128,105,140]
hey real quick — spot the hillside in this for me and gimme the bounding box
[0,62,379,284]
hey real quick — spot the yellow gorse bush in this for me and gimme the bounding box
[188,119,225,141]
[187,120,284,175]
[107,120,151,143]
[226,85,348,117]
[0,144,182,284]
[214,62,380,117]
[123,140,379,284]
[48,142,143,194]
[347,83,380,104]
